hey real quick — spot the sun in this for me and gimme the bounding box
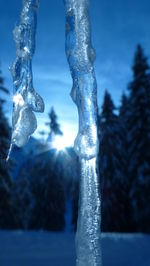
[52,135,73,151]
[52,136,66,151]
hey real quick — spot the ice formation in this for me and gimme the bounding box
[7,0,44,158]
[64,0,102,265]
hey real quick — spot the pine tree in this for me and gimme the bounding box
[127,45,150,232]
[119,93,133,231]
[11,171,34,230]
[119,93,129,122]
[0,67,16,228]
[119,93,130,182]
[0,69,10,159]
[46,107,63,142]
[99,90,127,232]
[71,179,79,231]
[29,152,66,231]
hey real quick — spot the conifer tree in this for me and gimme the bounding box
[119,93,133,231]
[127,45,150,232]
[29,153,66,231]
[0,69,10,159]
[46,107,63,141]
[0,67,15,228]
[119,93,129,122]
[11,171,34,229]
[99,90,127,231]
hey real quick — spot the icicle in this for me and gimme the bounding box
[7,0,44,160]
[64,0,102,265]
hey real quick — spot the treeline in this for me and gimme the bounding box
[0,44,150,232]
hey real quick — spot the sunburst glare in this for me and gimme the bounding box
[52,135,73,151]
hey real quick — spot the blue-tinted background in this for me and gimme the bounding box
[0,1,150,265]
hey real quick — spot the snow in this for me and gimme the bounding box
[0,231,149,266]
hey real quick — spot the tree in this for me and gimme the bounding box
[29,151,66,231]
[0,67,16,228]
[10,171,34,230]
[127,45,150,232]
[71,179,79,231]
[119,93,133,231]
[0,68,10,159]
[99,90,127,232]
[119,93,129,122]
[46,107,63,142]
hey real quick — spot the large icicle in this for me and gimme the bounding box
[9,0,44,152]
[64,0,102,265]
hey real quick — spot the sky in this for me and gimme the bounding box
[0,0,150,146]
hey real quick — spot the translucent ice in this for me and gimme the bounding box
[65,0,98,160]
[9,0,44,153]
[76,158,101,266]
[64,0,102,265]
[12,95,37,147]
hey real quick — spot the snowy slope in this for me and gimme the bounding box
[0,231,149,266]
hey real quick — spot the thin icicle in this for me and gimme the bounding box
[7,0,44,160]
[64,0,102,265]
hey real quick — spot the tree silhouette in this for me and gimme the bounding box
[46,107,63,135]
[0,66,16,229]
[127,45,150,232]
[99,90,127,231]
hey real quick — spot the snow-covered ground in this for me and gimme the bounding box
[0,231,149,266]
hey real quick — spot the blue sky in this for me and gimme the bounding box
[0,0,150,145]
